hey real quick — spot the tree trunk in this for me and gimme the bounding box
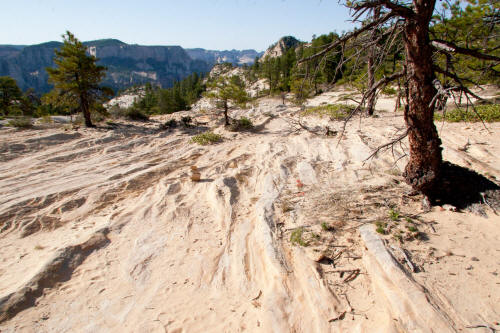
[223,100,229,126]
[366,8,380,116]
[402,0,443,197]
[80,94,93,127]
[366,55,376,116]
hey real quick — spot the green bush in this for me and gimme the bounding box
[40,115,53,124]
[388,208,400,221]
[382,86,397,96]
[321,222,333,231]
[229,117,254,131]
[191,132,223,145]
[109,105,148,121]
[302,104,355,120]
[375,221,387,234]
[181,116,193,127]
[8,117,33,129]
[160,119,177,129]
[434,104,500,122]
[290,228,308,246]
[125,108,149,121]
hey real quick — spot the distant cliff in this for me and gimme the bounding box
[0,39,261,94]
[186,49,263,66]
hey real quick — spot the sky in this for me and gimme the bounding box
[1,0,353,51]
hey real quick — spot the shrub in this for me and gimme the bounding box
[229,117,254,131]
[290,228,308,246]
[8,117,33,129]
[125,108,149,121]
[160,119,177,130]
[382,86,397,96]
[434,104,500,122]
[321,222,334,231]
[375,221,387,234]
[406,225,418,232]
[302,104,355,120]
[388,208,400,221]
[191,132,223,145]
[40,115,53,124]
[181,116,192,127]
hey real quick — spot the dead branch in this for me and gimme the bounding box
[352,0,415,19]
[466,324,497,333]
[432,39,500,62]
[343,269,361,283]
[328,311,347,322]
[363,128,409,162]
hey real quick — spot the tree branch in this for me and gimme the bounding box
[433,66,485,102]
[298,12,395,64]
[432,39,500,62]
[363,128,409,162]
[353,0,415,19]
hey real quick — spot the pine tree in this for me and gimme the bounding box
[0,76,22,116]
[46,31,112,127]
[206,75,249,126]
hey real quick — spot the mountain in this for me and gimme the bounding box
[0,40,261,94]
[185,49,263,66]
[261,36,301,59]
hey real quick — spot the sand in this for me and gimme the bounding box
[0,92,499,332]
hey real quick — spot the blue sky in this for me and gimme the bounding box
[1,0,353,51]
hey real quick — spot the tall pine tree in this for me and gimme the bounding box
[47,31,111,127]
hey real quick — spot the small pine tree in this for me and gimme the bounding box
[46,31,112,127]
[206,75,249,126]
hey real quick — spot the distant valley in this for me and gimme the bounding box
[0,39,263,94]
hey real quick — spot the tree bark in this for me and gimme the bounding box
[223,100,230,126]
[366,57,376,115]
[402,0,443,196]
[366,8,380,116]
[80,94,93,127]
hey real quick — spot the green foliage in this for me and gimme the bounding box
[160,119,177,129]
[375,221,387,234]
[406,225,418,233]
[250,33,343,97]
[321,222,334,231]
[0,76,23,116]
[290,228,308,246]
[206,74,249,125]
[431,0,499,85]
[190,132,223,145]
[7,117,33,129]
[46,31,112,126]
[393,231,403,243]
[108,104,148,121]
[181,116,193,127]
[388,208,400,221]
[229,117,254,131]
[131,73,206,115]
[382,86,397,96]
[302,104,355,120]
[206,75,249,105]
[125,107,149,121]
[39,89,76,116]
[434,104,500,122]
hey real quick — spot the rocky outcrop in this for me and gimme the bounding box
[261,36,301,60]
